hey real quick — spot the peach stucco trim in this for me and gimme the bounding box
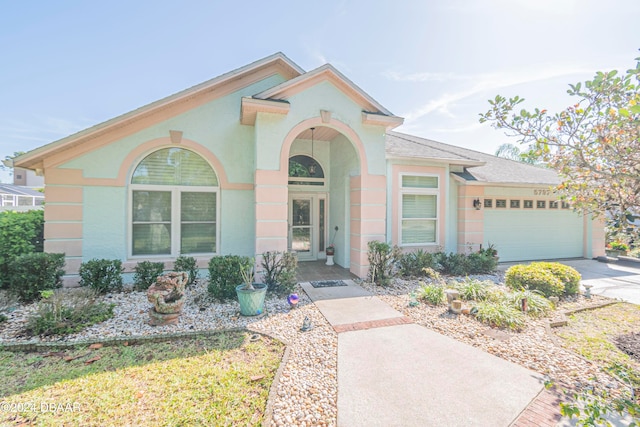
[390,164,447,248]
[349,175,387,278]
[457,185,485,252]
[45,186,83,203]
[278,117,369,177]
[240,97,291,125]
[45,240,83,257]
[44,223,82,239]
[44,138,251,191]
[27,61,297,172]
[44,205,83,221]
[590,216,606,258]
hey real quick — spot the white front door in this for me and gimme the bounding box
[289,193,327,261]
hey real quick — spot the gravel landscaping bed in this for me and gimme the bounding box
[359,275,624,394]
[0,272,631,426]
[0,283,338,427]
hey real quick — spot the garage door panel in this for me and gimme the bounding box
[484,210,583,262]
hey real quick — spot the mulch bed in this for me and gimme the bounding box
[615,332,640,362]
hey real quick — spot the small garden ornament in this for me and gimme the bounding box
[147,272,187,326]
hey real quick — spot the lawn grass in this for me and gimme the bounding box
[555,302,640,389]
[0,331,284,426]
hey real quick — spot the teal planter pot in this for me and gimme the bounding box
[235,283,267,316]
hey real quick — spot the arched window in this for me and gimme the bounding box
[130,147,219,256]
[288,155,325,186]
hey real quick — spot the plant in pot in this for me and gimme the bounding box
[235,257,267,316]
[610,241,629,256]
[326,244,335,256]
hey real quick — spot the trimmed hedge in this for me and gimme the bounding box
[532,262,581,295]
[0,210,44,288]
[8,252,66,302]
[133,261,165,291]
[208,255,252,300]
[79,259,124,294]
[174,255,199,287]
[505,262,581,297]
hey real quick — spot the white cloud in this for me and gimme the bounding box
[400,64,599,122]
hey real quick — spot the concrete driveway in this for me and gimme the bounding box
[501,258,640,305]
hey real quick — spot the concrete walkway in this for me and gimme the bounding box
[300,280,544,427]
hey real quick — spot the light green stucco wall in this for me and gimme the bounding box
[59,74,288,261]
[83,186,127,260]
[254,80,387,174]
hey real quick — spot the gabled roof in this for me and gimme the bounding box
[253,64,399,118]
[386,131,561,185]
[15,52,305,170]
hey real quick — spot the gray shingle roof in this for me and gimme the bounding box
[0,184,44,197]
[386,131,561,185]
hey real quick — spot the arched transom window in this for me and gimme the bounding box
[288,155,325,186]
[130,147,219,257]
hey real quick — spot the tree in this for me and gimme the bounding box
[480,56,640,235]
[494,142,543,165]
[0,151,26,176]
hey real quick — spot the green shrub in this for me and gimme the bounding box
[452,278,492,301]
[0,210,44,288]
[506,290,552,318]
[7,252,65,302]
[417,283,445,305]
[25,289,114,336]
[505,262,581,297]
[208,255,252,300]
[433,249,498,276]
[133,261,165,291]
[79,259,124,294]
[398,249,436,277]
[466,252,499,274]
[474,300,526,331]
[531,262,581,295]
[261,251,298,295]
[505,264,565,297]
[174,255,199,287]
[0,313,7,323]
[367,241,402,286]
[435,252,469,276]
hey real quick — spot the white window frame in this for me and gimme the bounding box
[398,173,439,247]
[128,185,220,259]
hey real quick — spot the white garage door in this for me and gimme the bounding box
[484,208,584,262]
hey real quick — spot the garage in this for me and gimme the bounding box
[483,200,585,262]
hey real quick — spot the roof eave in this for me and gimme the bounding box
[14,52,305,170]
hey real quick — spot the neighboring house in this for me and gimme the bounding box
[13,53,604,284]
[0,184,44,211]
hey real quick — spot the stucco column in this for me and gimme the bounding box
[350,174,387,278]
[254,170,289,256]
[457,185,485,253]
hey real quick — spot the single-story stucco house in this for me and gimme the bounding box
[14,53,605,285]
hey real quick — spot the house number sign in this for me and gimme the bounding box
[533,189,551,196]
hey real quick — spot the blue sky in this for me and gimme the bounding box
[1,0,638,183]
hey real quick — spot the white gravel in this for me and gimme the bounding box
[0,273,628,426]
[0,283,338,427]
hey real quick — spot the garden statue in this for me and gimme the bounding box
[147,271,187,326]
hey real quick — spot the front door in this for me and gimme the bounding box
[289,194,327,261]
